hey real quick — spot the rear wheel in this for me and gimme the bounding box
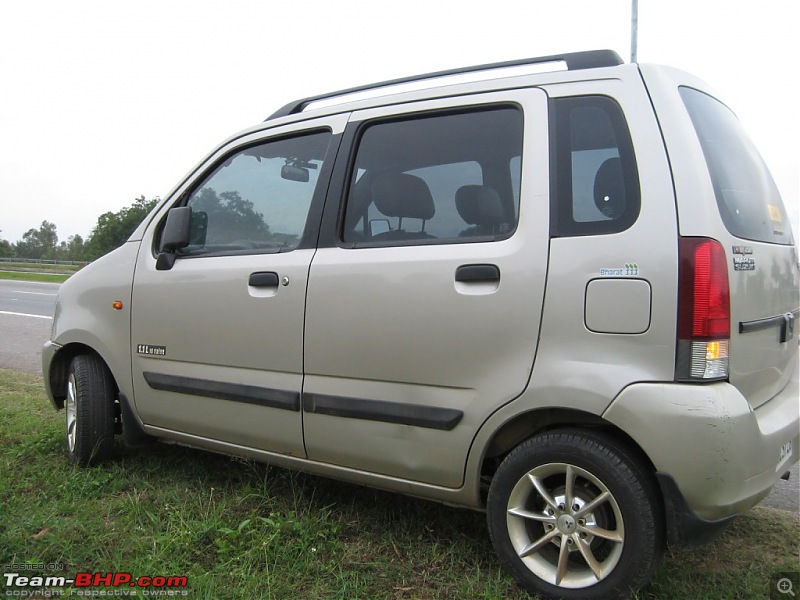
[487,429,663,599]
[65,354,115,466]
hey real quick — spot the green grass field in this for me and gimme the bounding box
[1,369,798,599]
[0,261,78,283]
[0,261,82,271]
[0,270,71,283]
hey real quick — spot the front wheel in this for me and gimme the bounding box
[65,354,115,466]
[487,429,664,599]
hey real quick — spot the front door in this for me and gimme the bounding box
[130,117,344,456]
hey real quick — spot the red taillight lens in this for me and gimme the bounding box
[677,238,730,381]
[679,238,730,340]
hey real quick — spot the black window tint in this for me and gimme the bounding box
[510,156,521,215]
[342,108,523,245]
[551,96,640,236]
[180,131,331,255]
[680,87,792,245]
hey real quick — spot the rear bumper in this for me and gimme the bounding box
[603,366,799,528]
[655,472,735,548]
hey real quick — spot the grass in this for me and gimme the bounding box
[0,261,82,272]
[0,260,80,283]
[0,270,70,283]
[1,368,798,599]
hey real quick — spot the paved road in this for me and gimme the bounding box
[0,280,57,373]
[0,279,58,317]
[0,278,796,512]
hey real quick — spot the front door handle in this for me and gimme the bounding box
[455,264,500,283]
[249,272,279,287]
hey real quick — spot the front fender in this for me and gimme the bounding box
[43,241,140,408]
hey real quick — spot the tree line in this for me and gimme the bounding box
[0,196,158,263]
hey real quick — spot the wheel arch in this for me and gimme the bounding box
[478,407,658,505]
[47,343,119,409]
[49,341,153,448]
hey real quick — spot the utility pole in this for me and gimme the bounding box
[631,0,639,63]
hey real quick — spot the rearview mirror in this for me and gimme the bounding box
[281,164,310,182]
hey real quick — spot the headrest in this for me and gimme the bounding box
[593,157,626,219]
[455,185,505,226]
[372,173,435,221]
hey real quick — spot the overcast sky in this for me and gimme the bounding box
[1,0,797,245]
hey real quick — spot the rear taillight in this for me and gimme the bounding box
[676,238,730,381]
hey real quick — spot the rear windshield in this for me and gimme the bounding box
[680,87,792,245]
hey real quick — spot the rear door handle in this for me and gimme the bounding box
[455,264,500,283]
[249,272,279,287]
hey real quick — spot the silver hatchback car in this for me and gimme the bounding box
[43,50,798,599]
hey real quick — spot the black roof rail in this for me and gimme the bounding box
[266,49,624,121]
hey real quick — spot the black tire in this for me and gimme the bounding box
[65,354,115,466]
[487,429,664,600]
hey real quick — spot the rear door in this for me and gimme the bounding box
[302,90,550,487]
[665,79,799,408]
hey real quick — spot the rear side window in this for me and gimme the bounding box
[342,107,523,246]
[551,96,640,236]
[680,87,792,245]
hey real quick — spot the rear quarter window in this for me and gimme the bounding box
[680,86,793,245]
[550,95,641,236]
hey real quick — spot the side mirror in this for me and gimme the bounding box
[156,207,192,270]
[160,207,192,252]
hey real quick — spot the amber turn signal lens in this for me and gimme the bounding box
[112,301,124,310]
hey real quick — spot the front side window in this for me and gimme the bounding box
[680,87,792,245]
[551,96,640,236]
[180,130,332,255]
[342,107,523,246]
